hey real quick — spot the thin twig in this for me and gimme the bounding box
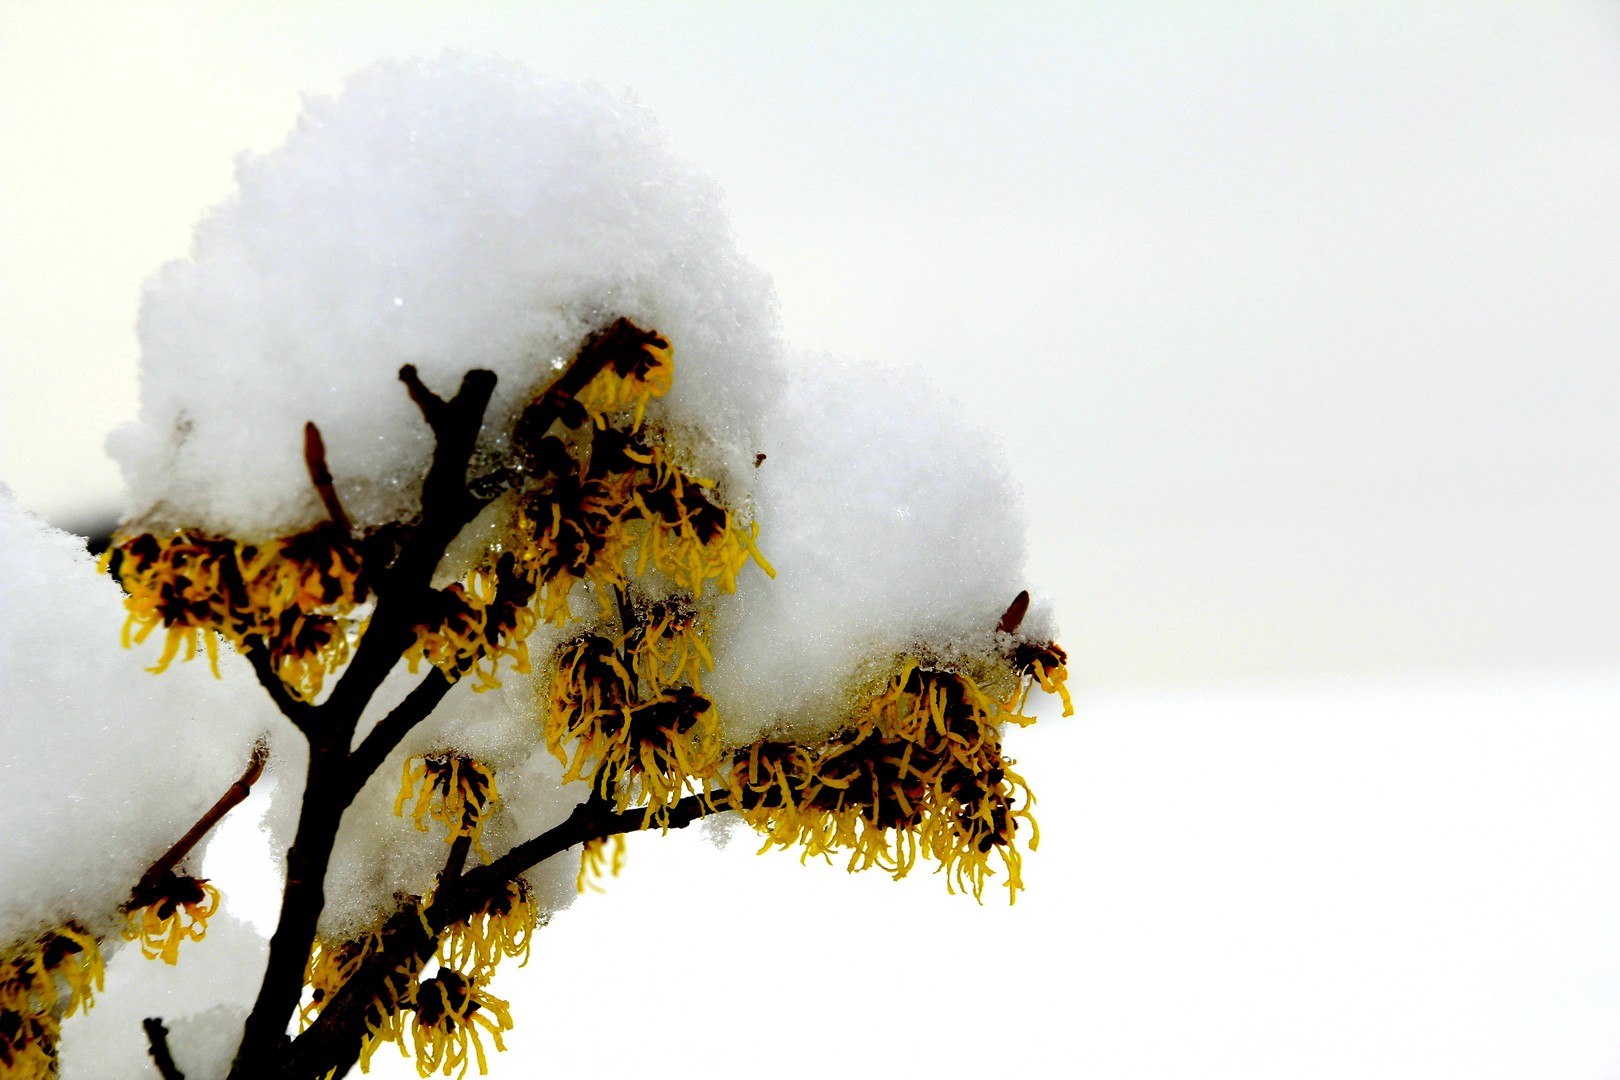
[143,1018,187,1080]
[442,788,722,928]
[134,740,268,895]
[344,667,458,799]
[303,422,353,536]
[440,832,474,887]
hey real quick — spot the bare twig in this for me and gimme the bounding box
[303,422,353,536]
[143,1018,187,1080]
[448,789,721,926]
[344,667,458,799]
[320,367,497,727]
[134,740,268,896]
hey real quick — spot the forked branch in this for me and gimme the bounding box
[232,337,628,1078]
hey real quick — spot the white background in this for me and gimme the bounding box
[5,3,1620,1077]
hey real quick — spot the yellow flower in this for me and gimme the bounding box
[396,756,499,863]
[123,873,221,965]
[301,930,382,1028]
[511,471,641,627]
[0,1001,56,1080]
[106,523,368,701]
[1,925,105,1079]
[1007,640,1074,718]
[623,599,712,696]
[544,637,722,824]
[728,661,1048,903]
[437,881,541,981]
[576,835,627,894]
[630,449,774,597]
[407,969,512,1079]
[574,318,675,431]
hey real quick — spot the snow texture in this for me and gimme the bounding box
[59,913,266,1080]
[111,54,783,540]
[704,360,1037,743]
[0,487,283,950]
[105,51,1049,745]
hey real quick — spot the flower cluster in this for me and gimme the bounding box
[310,883,539,1076]
[437,882,541,980]
[301,930,383,1030]
[727,659,1049,902]
[404,554,540,691]
[544,632,722,824]
[571,317,674,431]
[330,918,516,1080]
[503,320,774,628]
[0,926,102,1080]
[105,521,367,700]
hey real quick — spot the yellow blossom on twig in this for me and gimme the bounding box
[123,873,221,965]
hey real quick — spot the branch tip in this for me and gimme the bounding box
[997,590,1031,635]
[143,1017,187,1080]
[303,422,352,535]
[135,739,273,897]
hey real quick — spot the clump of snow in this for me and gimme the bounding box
[60,913,265,1080]
[702,360,1035,744]
[111,54,783,541]
[0,487,285,950]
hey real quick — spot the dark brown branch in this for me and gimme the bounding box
[135,740,268,895]
[440,832,474,888]
[281,788,724,1078]
[232,368,501,1077]
[344,667,458,798]
[317,367,496,728]
[143,1018,186,1080]
[243,641,316,733]
[236,337,648,1077]
[303,422,352,536]
[442,788,722,927]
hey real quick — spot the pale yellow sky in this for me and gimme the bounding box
[4,1,1618,686]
